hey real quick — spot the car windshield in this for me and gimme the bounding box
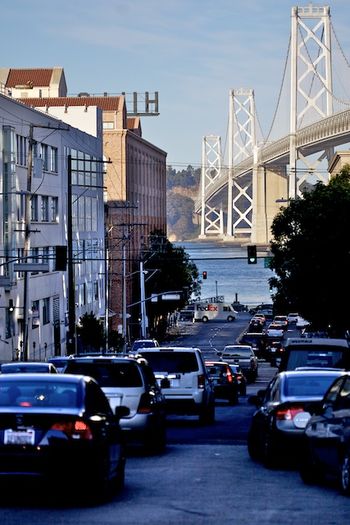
[132,341,157,350]
[0,380,79,407]
[286,349,346,370]
[65,361,143,387]
[139,352,199,373]
[284,375,340,397]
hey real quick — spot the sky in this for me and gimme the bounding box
[2,0,350,170]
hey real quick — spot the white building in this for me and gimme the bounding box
[0,93,105,361]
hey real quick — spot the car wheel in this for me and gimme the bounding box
[199,402,215,424]
[144,425,167,454]
[262,432,278,469]
[240,385,247,396]
[340,453,350,495]
[247,426,261,461]
[202,316,209,323]
[228,391,239,405]
[299,458,319,485]
[227,315,235,322]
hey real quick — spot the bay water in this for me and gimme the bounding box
[177,241,274,308]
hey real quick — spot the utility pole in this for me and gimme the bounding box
[22,124,34,361]
[67,155,76,355]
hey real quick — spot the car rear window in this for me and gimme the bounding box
[0,380,79,407]
[206,364,225,375]
[1,364,51,373]
[140,352,199,373]
[65,361,143,387]
[284,375,340,397]
[223,349,251,358]
[284,349,346,370]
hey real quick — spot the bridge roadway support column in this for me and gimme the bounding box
[251,166,288,245]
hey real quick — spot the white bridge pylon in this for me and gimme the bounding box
[199,4,341,243]
[199,135,224,237]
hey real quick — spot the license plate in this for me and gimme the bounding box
[4,429,35,445]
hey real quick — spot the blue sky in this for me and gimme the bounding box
[3,0,350,169]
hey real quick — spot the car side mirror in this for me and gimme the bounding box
[115,406,130,419]
[248,394,263,407]
[322,404,334,419]
[216,352,222,357]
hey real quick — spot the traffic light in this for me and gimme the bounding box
[55,245,67,271]
[247,245,257,264]
[8,299,14,313]
[202,271,208,280]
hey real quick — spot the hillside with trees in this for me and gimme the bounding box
[167,165,201,241]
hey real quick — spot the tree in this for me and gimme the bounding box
[269,167,350,334]
[143,230,200,339]
[77,312,105,352]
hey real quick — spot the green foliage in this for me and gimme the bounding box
[166,165,200,190]
[77,312,105,352]
[144,230,200,338]
[269,167,350,333]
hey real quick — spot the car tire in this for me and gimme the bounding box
[227,315,235,322]
[247,427,261,461]
[202,316,209,323]
[299,459,319,485]
[144,425,167,454]
[199,402,215,425]
[262,432,278,469]
[240,385,247,396]
[340,453,350,495]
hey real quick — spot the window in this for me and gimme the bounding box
[31,195,38,221]
[94,281,99,301]
[31,300,40,328]
[16,135,27,166]
[41,144,48,171]
[51,147,58,172]
[51,197,58,222]
[30,248,39,275]
[43,297,50,325]
[41,196,49,222]
[103,122,114,129]
[17,193,25,222]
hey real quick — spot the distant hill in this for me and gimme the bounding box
[167,165,200,241]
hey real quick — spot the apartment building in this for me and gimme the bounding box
[5,68,168,342]
[0,92,104,361]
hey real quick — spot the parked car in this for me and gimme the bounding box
[247,369,345,468]
[0,362,58,374]
[279,337,350,371]
[205,361,239,405]
[221,344,258,382]
[300,372,350,494]
[0,373,127,500]
[228,363,247,395]
[64,355,167,452]
[130,339,160,353]
[137,347,215,424]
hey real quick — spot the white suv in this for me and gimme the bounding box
[138,347,215,424]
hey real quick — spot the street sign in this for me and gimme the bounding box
[161,293,181,301]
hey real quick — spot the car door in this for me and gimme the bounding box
[306,376,347,471]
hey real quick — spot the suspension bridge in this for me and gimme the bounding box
[196,4,350,244]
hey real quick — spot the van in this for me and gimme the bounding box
[279,337,350,371]
[193,303,237,323]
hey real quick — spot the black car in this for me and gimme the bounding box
[0,373,128,500]
[205,361,239,405]
[228,363,247,396]
[300,372,350,494]
[247,369,345,468]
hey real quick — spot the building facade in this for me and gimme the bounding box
[0,92,105,361]
[8,67,167,344]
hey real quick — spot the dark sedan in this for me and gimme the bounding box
[300,372,350,494]
[205,361,239,405]
[247,369,345,467]
[0,374,128,501]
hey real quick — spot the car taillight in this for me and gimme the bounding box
[137,392,154,414]
[225,369,233,383]
[50,420,93,440]
[198,374,205,389]
[276,406,304,421]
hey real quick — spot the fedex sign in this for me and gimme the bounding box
[196,304,218,312]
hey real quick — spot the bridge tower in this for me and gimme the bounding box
[289,4,333,198]
[226,88,257,237]
[199,135,224,237]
